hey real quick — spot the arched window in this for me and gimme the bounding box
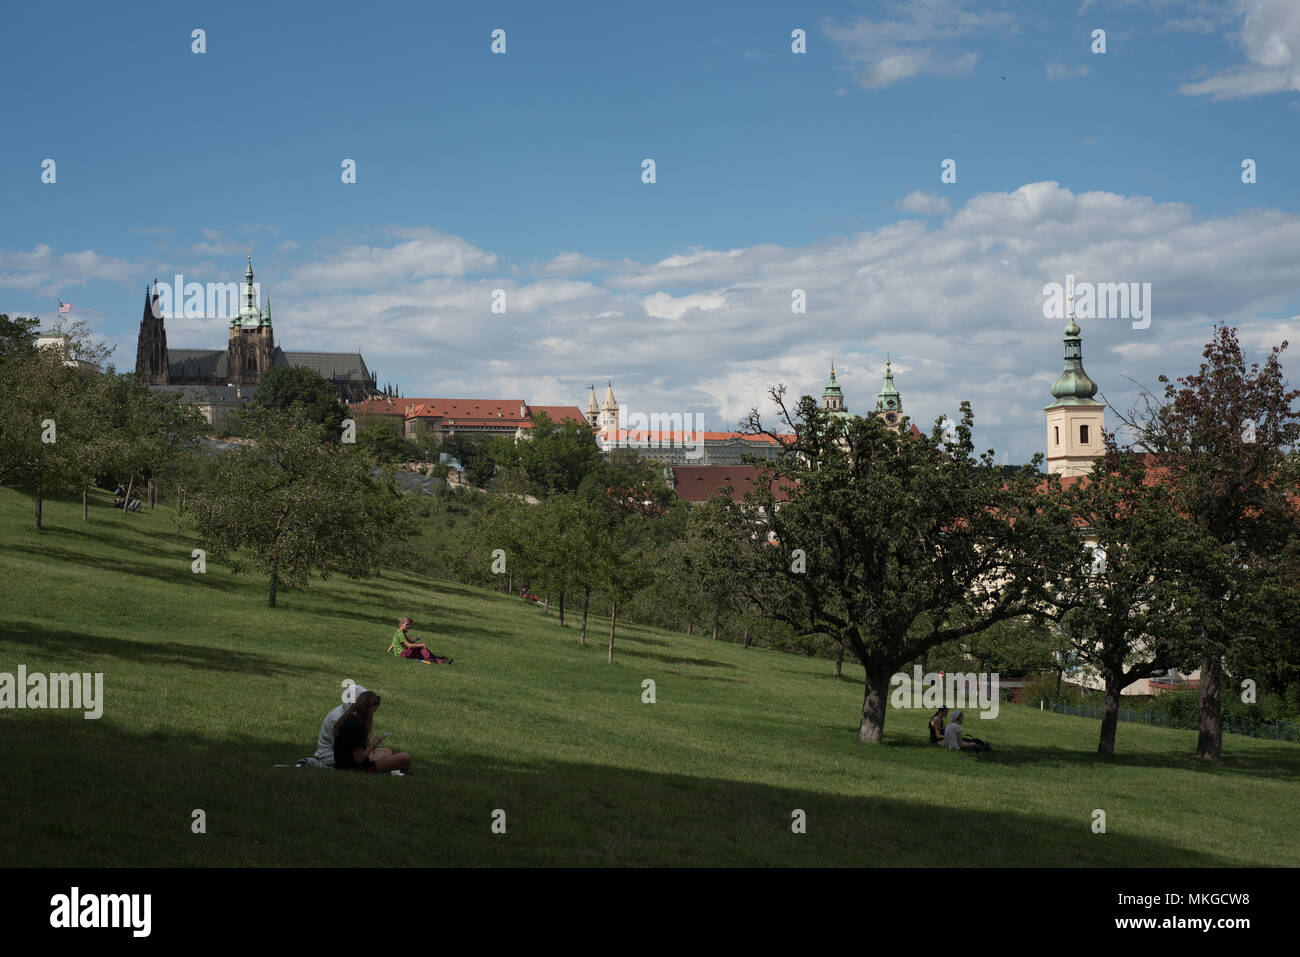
[247,355,256,371]
[1080,424,1090,445]
[1054,426,1060,446]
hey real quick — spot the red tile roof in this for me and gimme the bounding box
[522,405,588,426]
[667,465,792,504]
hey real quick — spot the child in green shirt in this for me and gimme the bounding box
[389,617,452,664]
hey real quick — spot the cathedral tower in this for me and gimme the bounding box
[226,254,275,388]
[134,281,169,385]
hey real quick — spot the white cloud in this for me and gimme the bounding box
[200,228,223,241]
[280,228,498,293]
[823,0,1016,89]
[0,245,133,293]
[1178,0,1300,99]
[895,190,953,216]
[642,291,728,322]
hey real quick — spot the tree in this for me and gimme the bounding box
[1040,445,1213,755]
[0,314,39,358]
[254,366,346,434]
[514,412,603,496]
[185,408,407,606]
[353,414,420,465]
[1116,326,1300,760]
[0,346,98,528]
[738,388,1064,743]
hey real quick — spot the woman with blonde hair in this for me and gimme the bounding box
[333,691,412,773]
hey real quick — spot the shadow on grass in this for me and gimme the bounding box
[977,741,1300,780]
[19,543,251,593]
[0,720,1246,867]
[614,646,736,669]
[0,621,309,678]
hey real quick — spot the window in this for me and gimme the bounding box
[1080,424,1090,444]
[1054,426,1060,446]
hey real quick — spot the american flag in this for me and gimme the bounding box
[57,300,72,314]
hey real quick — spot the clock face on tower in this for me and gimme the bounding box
[887,399,897,409]
[885,412,898,425]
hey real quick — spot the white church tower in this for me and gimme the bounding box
[1045,313,1105,477]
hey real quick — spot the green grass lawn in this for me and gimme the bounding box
[1,486,1297,866]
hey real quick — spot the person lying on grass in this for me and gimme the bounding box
[387,616,452,664]
[943,711,991,752]
[333,691,412,774]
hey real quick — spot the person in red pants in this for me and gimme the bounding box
[388,616,452,664]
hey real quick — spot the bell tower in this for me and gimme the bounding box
[874,360,903,431]
[1045,309,1105,476]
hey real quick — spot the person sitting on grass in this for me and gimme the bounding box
[943,711,990,752]
[315,684,367,766]
[929,706,949,745]
[387,616,452,664]
[333,691,411,774]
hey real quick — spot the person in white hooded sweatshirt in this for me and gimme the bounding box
[312,685,395,767]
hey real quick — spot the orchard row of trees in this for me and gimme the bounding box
[0,315,205,527]
[404,327,1300,762]
[4,311,1296,760]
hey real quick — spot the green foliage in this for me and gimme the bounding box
[254,365,346,434]
[353,414,420,465]
[512,412,603,497]
[736,391,1064,741]
[0,314,39,358]
[184,407,408,606]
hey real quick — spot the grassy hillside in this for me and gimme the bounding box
[1,486,1296,866]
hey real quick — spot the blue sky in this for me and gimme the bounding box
[3,0,1299,462]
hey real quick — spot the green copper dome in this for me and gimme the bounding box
[823,363,843,398]
[876,360,902,412]
[1048,320,1101,406]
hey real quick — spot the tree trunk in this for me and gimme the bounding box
[558,590,565,627]
[148,479,154,508]
[580,589,589,646]
[1098,678,1121,756]
[122,477,135,515]
[687,623,693,635]
[508,571,513,594]
[743,628,751,648]
[712,616,718,640]
[269,557,279,608]
[544,595,549,614]
[1053,666,1064,711]
[834,643,845,678]
[177,485,183,512]
[34,488,43,530]
[82,487,88,522]
[608,601,617,664]
[1196,654,1223,761]
[857,666,892,742]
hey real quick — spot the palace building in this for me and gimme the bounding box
[135,256,379,403]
